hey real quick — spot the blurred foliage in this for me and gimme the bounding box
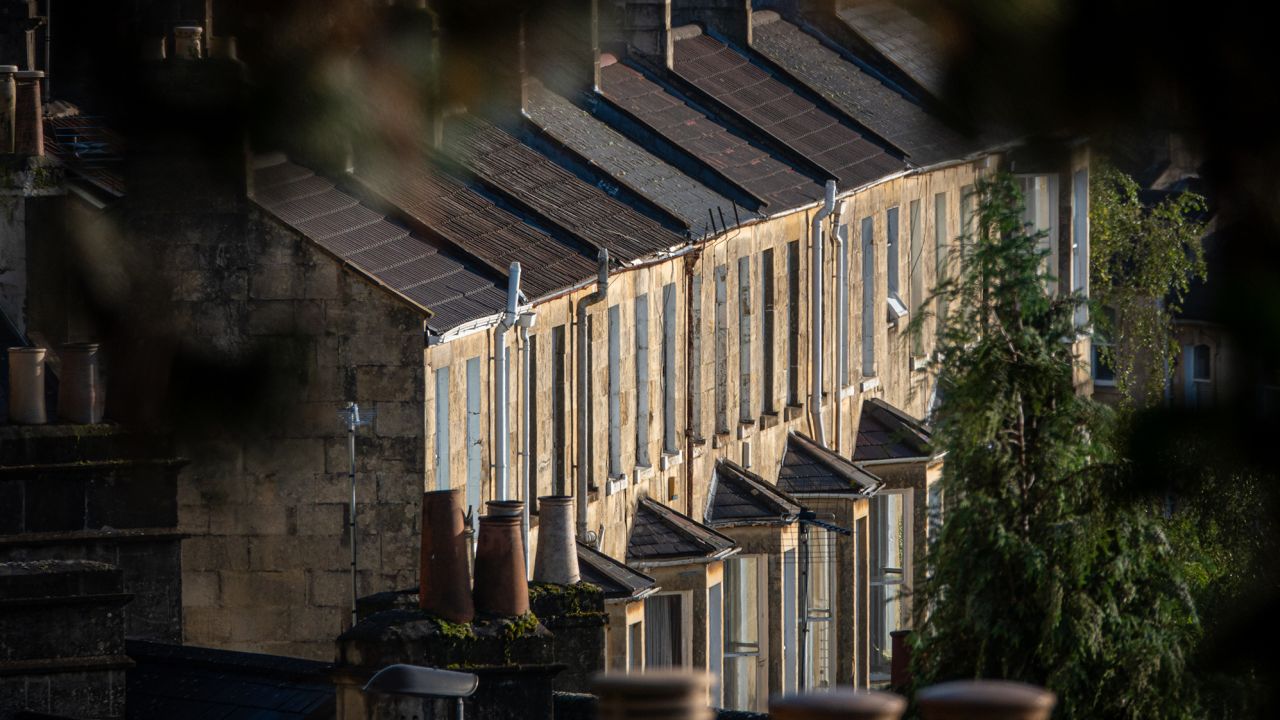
[910,175,1202,720]
[1089,162,1208,406]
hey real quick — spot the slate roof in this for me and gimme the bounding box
[778,432,883,496]
[670,29,904,189]
[599,58,823,211]
[442,114,682,262]
[524,80,755,238]
[837,1,946,100]
[252,157,508,333]
[627,496,738,563]
[353,159,598,300]
[705,459,803,527]
[44,114,125,197]
[125,640,334,720]
[750,12,971,167]
[853,398,934,462]
[577,540,659,601]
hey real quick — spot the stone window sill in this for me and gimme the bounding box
[660,451,683,471]
[860,376,881,392]
[759,412,780,430]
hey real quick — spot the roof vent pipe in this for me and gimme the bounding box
[576,248,610,539]
[810,180,837,447]
[495,262,521,502]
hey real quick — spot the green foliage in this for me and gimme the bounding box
[910,174,1201,720]
[1090,163,1208,406]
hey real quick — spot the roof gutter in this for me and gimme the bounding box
[630,546,741,569]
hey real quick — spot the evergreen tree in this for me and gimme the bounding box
[909,174,1200,720]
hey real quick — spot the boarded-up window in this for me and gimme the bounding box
[690,275,703,439]
[761,249,776,413]
[861,217,876,377]
[787,240,801,405]
[465,357,483,532]
[608,304,622,476]
[715,264,729,434]
[635,294,651,467]
[737,256,753,422]
[910,199,925,357]
[662,284,679,454]
[551,325,566,494]
[434,366,450,491]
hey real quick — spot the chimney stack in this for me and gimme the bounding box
[526,0,602,97]
[594,670,714,720]
[432,0,529,129]
[172,25,204,60]
[57,343,105,424]
[12,69,43,157]
[420,489,475,624]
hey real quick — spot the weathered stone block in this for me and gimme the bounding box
[218,569,305,608]
[183,570,220,608]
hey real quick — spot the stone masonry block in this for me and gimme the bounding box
[219,570,305,608]
[183,607,233,644]
[249,264,301,300]
[247,300,297,335]
[183,570,220,608]
[289,606,343,643]
[372,401,422,438]
[227,607,291,643]
[355,366,419,402]
[183,535,250,573]
[245,438,325,475]
[308,569,352,608]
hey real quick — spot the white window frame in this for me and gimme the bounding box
[805,528,838,690]
[644,590,692,669]
[885,206,907,327]
[1017,173,1061,294]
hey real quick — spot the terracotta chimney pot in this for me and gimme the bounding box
[485,500,524,518]
[7,347,48,425]
[533,495,580,585]
[771,689,907,720]
[472,507,529,617]
[593,670,713,720]
[917,680,1056,720]
[420,489,475,624]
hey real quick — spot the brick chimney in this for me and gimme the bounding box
[621,0,674,68]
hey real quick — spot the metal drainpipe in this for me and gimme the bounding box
[519,320,532,579]
[832,201,846,453]
[797,519,810,690]
[495,262,521,501]
[810,181,837,447]
[577,249,610,539]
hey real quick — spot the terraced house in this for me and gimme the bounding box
[2,0,1092,713]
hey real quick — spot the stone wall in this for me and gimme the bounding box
[152,209,428,659]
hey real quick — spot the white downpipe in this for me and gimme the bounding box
[520,321,532,579]
[832,201,846,453]
[495,262,521,501]
[577,249,610,539]
[810,181,837,447]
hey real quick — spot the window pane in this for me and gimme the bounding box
[644,594,683,668]
[725,556,759,649]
